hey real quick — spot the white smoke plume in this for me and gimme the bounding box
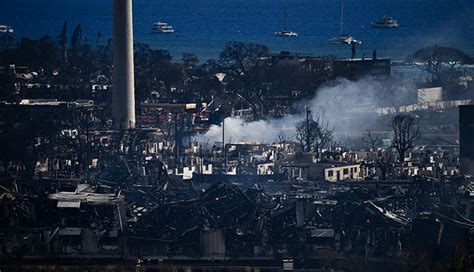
[196,115,301,145]
[306,77,415,140]
[196,77,416,145]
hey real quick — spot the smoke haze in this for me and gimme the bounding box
[197,77,416,145]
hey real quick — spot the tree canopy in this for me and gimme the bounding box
[219,41,269,76]
[407,45,473,83]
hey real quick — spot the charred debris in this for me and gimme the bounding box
[0,40,474,270]
[0,100,473,271]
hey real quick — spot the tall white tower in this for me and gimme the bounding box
[113,0,136,129]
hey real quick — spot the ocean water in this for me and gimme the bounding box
[0,0,473,62]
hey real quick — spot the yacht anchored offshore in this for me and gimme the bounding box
[329,0,361,45]
[0,25,14,33]
[274,30,298,37]
[372,16,399,28]
[329,34,362,45]
[152,21,175,33]
[274,0,298,37]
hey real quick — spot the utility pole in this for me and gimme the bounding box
[85,111,90,181]
[174,112,179,168]
[181,111,185,158]
[200,144,203,174]
[305,106,311,152]
[222,118,227,174]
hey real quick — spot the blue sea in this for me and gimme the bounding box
[0,0,473,62]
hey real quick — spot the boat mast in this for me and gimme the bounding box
[340,0,344,35]
[283,0,288,30]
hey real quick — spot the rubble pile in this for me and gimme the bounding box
[1,173,472,271]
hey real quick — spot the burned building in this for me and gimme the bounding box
[460,105,474,175]
[0,2,472,270]
[333,58,391,79]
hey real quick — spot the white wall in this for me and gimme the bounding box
[324,165,362,182]
[418,87,442,103]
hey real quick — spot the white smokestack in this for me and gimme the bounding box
[113,0,136,129]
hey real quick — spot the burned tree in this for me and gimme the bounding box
[219,42,269,116]
[362,130,391,180]
[59,21,68,63]
[295,108,334,153]
[363,130,380,150]
[391,114,420,163]
[296,117,319,152]
[219,41,269,76]
[70,24,83,57]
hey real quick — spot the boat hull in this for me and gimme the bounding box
[372,23,399,28]
[274,31,298,37]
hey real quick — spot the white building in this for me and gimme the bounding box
[324,164,363,182]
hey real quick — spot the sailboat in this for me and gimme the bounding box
[274,0,298,37]
[329,0,361,45]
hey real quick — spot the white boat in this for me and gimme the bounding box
[274,0,298,37]
[152,21,174,33]
[329,34,361,45]
[372,16,399,28]
[329,0,361,45]
[0,25,14,33]
[274,30,298,37]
